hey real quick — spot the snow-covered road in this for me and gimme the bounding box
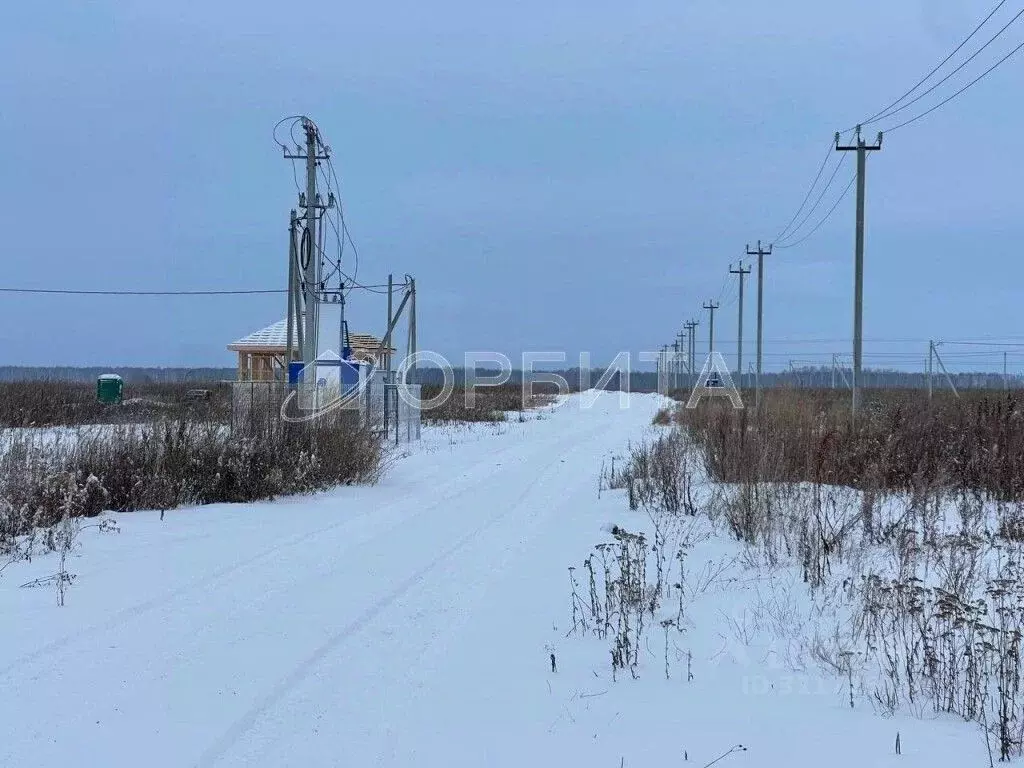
[0,392,991,767]
[1,393,663,767]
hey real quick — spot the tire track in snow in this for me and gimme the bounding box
[194,419,610,768]
[0,429,537,680]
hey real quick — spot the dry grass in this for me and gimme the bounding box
[680,388,1024,501]
[1,405,382,555]
[593,388,1024,758]
[419,383,556,424]
[0,380,231,428]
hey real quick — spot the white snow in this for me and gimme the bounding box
[0,393,990,767]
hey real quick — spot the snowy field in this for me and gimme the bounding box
[0,393,989,767]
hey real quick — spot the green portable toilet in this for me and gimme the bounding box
[96,373,124,405]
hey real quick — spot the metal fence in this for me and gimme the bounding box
[364,371,420,444]
[230,380,289,434]
[230,374,420,443]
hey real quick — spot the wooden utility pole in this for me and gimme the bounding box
[836,125,883,422]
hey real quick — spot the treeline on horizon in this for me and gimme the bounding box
[1,365,1021,391]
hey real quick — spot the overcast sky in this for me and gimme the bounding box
[1,0,1022,371]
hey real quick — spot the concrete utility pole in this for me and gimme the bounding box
[703,301,720,355]
[301,121,320,363]
[678,328,688,382]
[685,320,698,387]
[283,118,333,364]
[836,125,883,422]
[409,277,417,386]
[729,261,752,386]
[676,330,687,389]
[746,241,772,405]
[285,210,300,373]
[671,338,680,390]
[386,274,394,378]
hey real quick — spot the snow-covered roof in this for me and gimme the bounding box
[97,373,122,381]
[228,319,392,358]
[229,319,291,349]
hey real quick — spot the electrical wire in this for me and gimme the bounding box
[864,5,1024,129]
[881,36,1024,133]
[775,153,850,247]
[855,0,1010,127]
[751,1,1021,278]
[711,271,731,305]
[325,154,361,284]
[277,116,369,299]
[0,287,286,296]
[773,173,856,250]
[771,139,837,244]
[0,283,396,296]
[272,115,306,151]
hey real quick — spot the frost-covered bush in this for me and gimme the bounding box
[0,409,382,545]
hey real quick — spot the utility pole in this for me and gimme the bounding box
[386,274,394,379]
[678,328,688,382]
[283,118,333,364]
[836,125,883,422]
[409,277,417,387]
[746,241,772,405]
[1004,351,1009,391]
[729,260,752,386]
[285,210,301,374]
[676,330,686,389]
[703,301,720,355]
[671,338,680,390]
[684,320,698,387]
[691,319,699,381]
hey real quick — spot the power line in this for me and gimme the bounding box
[775,154,850,247]
[882,36,1024,133]
[0,283,398,296]
[768,2,1022,256]
[856,0,1010,127]
[866,5,1024,129]
[772,140,834,243]
[0,287,285,296]
[773,173,856,250]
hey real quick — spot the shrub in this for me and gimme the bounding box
[0,409,382,551]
